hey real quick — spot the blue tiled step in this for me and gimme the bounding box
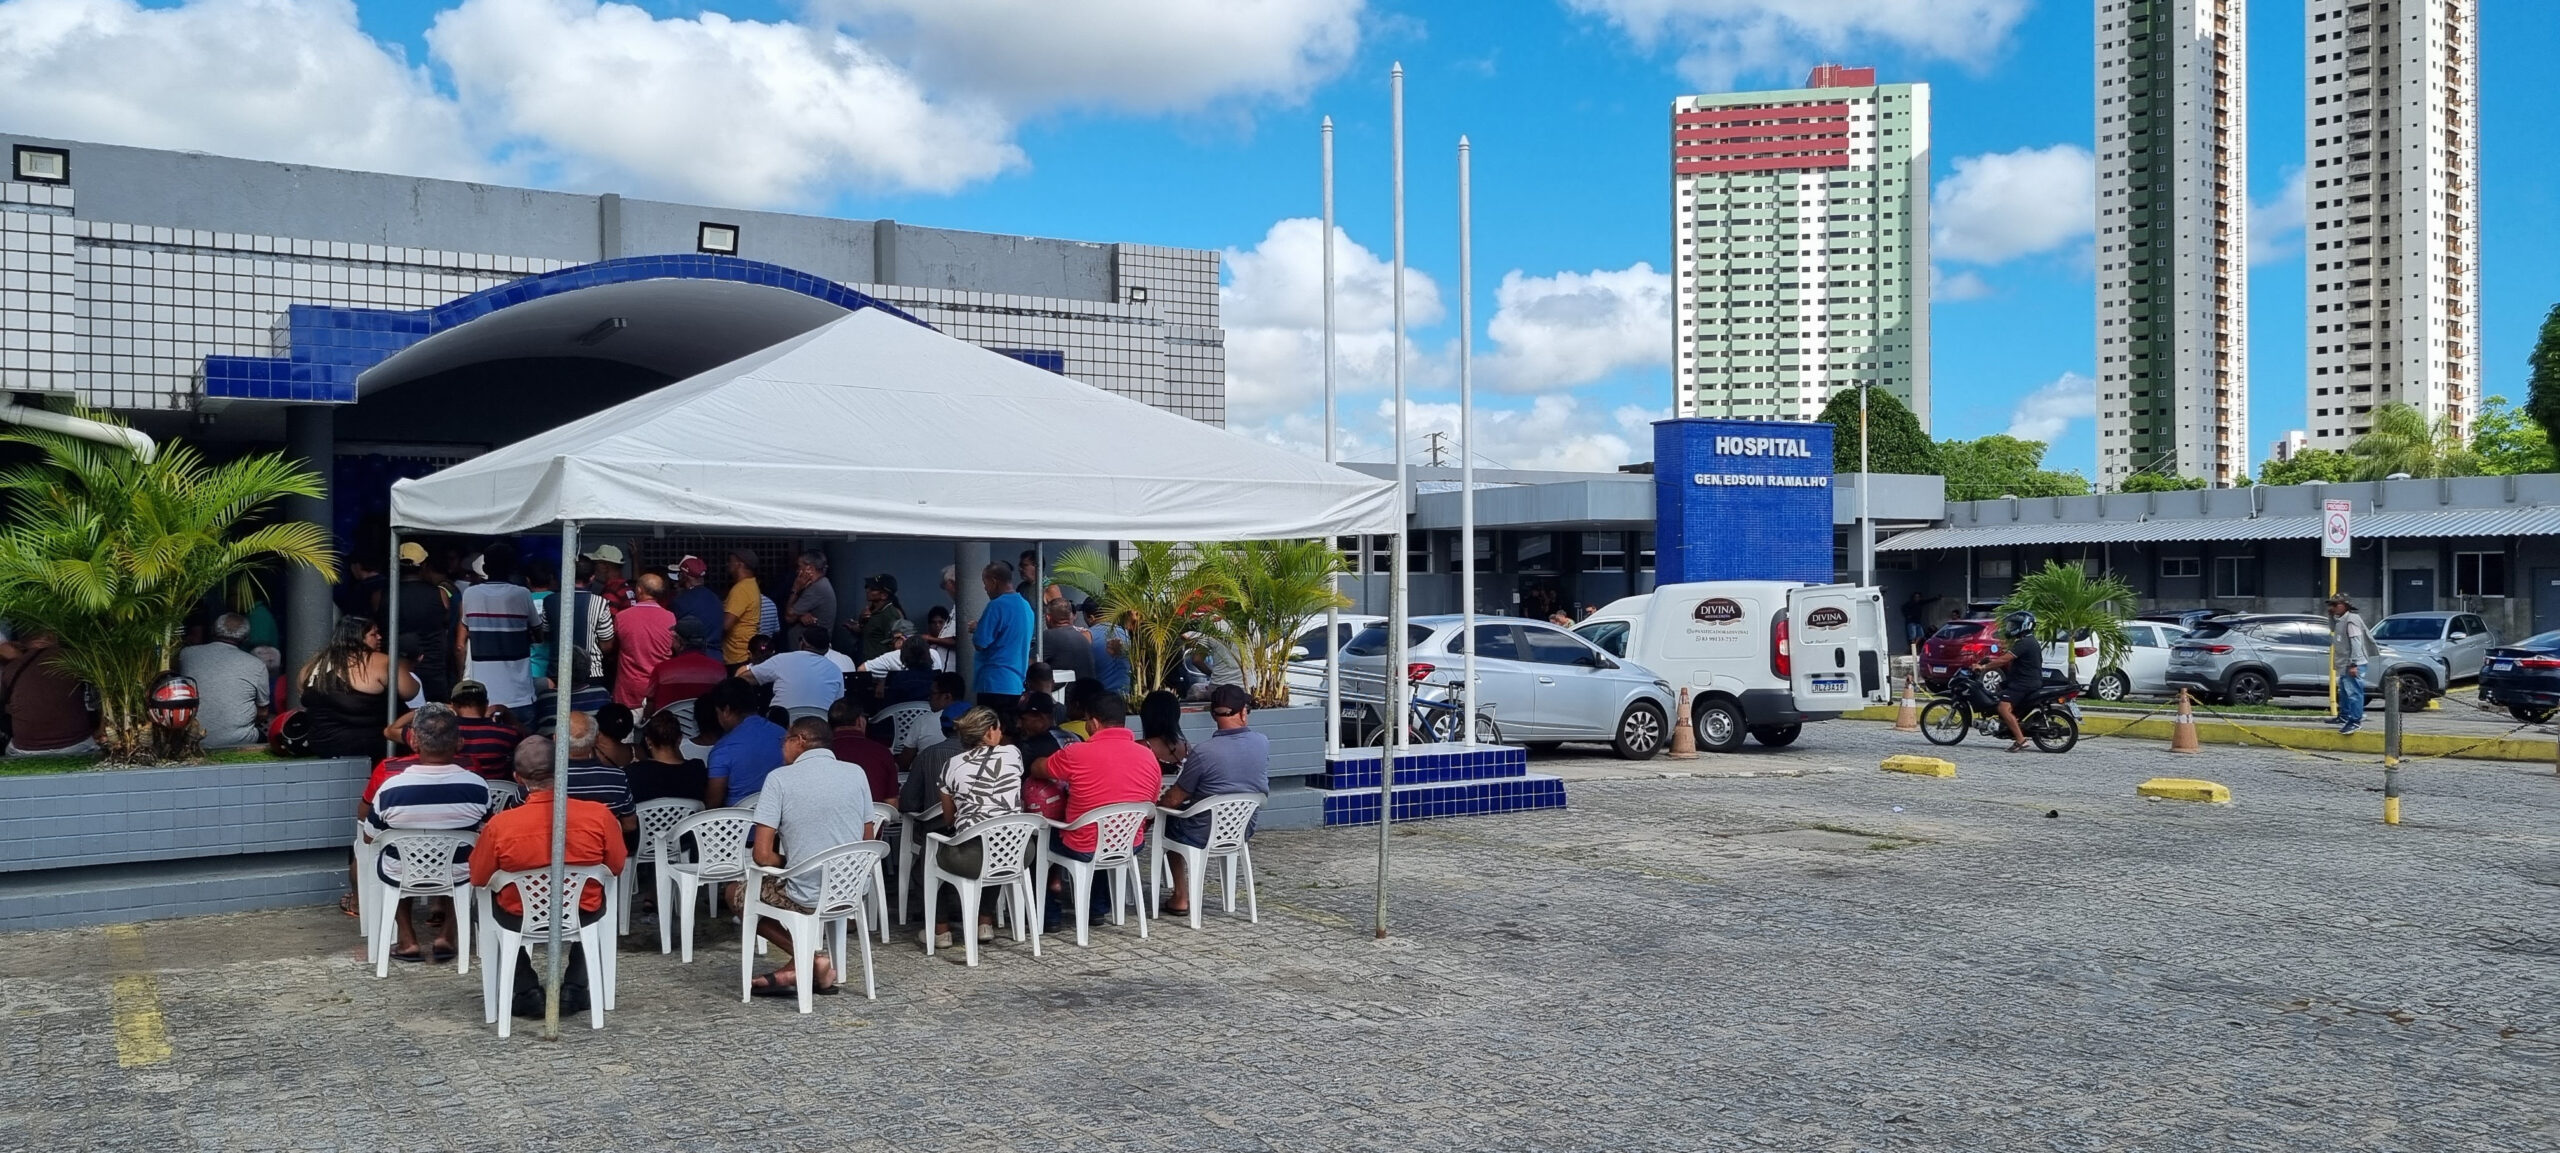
[1319,742,1527,790]
[1317,773,1566,827]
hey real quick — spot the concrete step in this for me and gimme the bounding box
[0,849,344,934]
[1319,742,1527,790]
[1316,772,1567,826]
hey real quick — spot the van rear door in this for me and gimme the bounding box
[1787,584,1888,711]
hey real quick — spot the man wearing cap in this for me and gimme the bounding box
[615,573,679,711]
[855,574,904,661]
[644,618,729,724]
[668,556,723,642]
[2328,594,2378,735]
[582,544,632,611]
[1157,684,1269,916]
[785,550,838,651]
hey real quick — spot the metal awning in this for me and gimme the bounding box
[1879,504,2560,552]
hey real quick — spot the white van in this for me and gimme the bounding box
[1573,581,1890,752]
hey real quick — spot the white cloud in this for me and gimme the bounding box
[813,0,1362,114]
[2005,372,2095,443]
[1931,265,1994,302]
[0,0,485,180]
[429,0,1020,206]
[1564,0,2029,88]
[1220,217,1445,424]
[1932,144,2095,265]
[2249,166,2308,266]
[1481,264,1671,393]
[1391,395,1662,471]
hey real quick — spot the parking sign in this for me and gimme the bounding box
[2322,498,2353,559]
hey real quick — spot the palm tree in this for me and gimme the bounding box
[2349,402,2479,480]
[1192,539,1349,708]
[0,408,335,761]
[1998,561,2136,675]
[1051,542,1209,702]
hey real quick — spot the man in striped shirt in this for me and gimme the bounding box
[562,711,638,836]
[366,705,489,964]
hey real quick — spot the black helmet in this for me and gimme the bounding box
[2002,610,2036,639]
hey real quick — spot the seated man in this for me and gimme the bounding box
[894,672,969,773]
[741,717,875,997]
[1028,692,1158,885]
[177,612,268,748]
[562,711,639,836]
[745,626,846,722]
[704,678,786,808]
[827,698,899,805]
[1158,684,1271,916]
[467,735,627,1017]
[862,633,936,707]
[643,618,730,735]
[365,705,490,964]
[451,680,525,779]
[1009,692,1071,774]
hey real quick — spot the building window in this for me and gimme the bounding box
[2213,557,2259,598]
[2454,552,2507,598]
[14,145,67,184]
[1127,286,1150,304]
[1636,534,1655,572]
[1336,535,1364,575]
[2161,556,2201,579]
[696,222,740,255]
[1977,556,2013,580]
[1514,533,1555,572]
[1408,534,1432,575]
[1581,532,1626,572]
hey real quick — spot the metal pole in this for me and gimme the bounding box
[1322,115,1342,758]
[1859,387,1874,585]
[1379,61,1407,940]
[2382,670,2402,825]
[1458,135,1477,744]
[544,519,577,1040]
[384,528,401,759]
[2328,558,2340,716]
[1033,541,1045,664]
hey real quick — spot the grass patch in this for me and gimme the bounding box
[0,746,285,777]
[1864,840,1907,851]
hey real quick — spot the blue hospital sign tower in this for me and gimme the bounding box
[1653,417,1836,584]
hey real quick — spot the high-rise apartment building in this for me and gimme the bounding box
[2095,0,2249,488]
[1671,65,1930,426]
[2303,0,2477,446]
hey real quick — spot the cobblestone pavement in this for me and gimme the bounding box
[2,724,2553,1151]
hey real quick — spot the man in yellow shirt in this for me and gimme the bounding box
[721,549,762,669]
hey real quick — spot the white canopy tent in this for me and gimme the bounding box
[379,305,1403,1035]
[387,307,1401,540]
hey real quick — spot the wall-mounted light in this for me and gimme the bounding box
[574,317,628,346]
[1127,285,1150,304]
[697,222,739,255]
[14,146,68,184]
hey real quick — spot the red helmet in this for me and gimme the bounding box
[149,671,200,732]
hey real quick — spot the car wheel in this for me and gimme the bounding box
[2090,669,2132,701]
[2508,704,2555,724]
[1748,723,1802,748]
[2393,673,2434,712]
[1691,697,1746,754]
[2226,670,2274,705]
[1612,701,1667,760]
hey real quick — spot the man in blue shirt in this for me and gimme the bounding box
[703,679,786,807]
[1087,604,1132,695]
[970,561,1035,711]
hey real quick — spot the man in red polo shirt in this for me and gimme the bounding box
[1029,692,1157,865]
[468,736,627,1017]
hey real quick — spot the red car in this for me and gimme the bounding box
[1919,620,2001,690]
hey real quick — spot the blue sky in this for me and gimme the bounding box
[8,0,2556,478]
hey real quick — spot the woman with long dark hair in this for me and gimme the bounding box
[298,616,417,758]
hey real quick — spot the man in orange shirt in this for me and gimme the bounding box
[470,736,627,1016]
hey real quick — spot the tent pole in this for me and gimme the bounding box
[384,528,401,760]
[1033,541,1045,665]
[1379,61,1406,941]
[1458,134,1477,745]
[1322,113,1340,759]
[544,519,577,1041]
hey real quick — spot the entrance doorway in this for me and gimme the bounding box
[2390,568,2435,615]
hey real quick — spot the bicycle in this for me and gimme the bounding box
[1353,674,1505,747]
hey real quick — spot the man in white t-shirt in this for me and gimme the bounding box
[745,627,847,720]
[454,544,537,709]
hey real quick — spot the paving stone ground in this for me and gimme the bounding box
[1,722,2553,1151]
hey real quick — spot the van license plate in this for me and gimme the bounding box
[1809,675,1851,695]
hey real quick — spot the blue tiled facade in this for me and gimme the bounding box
[1313,742,1565,826]
[993,348,1067,374]
[202,254,927,403]
[1654,417,1835,584]
[1319,742,1528,790]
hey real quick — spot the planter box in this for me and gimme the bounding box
[1251,704,1327,831]
[0,756,372,932]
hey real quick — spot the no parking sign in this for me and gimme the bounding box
[2322,498,2353,559]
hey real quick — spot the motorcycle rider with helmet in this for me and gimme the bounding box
[1978,610,2044,752]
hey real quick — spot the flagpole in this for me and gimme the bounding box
[1457,135,1477,744]
[1378,61,1407,940]
[1322,116,1342,760]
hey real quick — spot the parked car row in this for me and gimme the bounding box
[1921,608,2496,709]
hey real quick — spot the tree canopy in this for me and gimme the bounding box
[2525,302,2560,449]
[1936,435,2091,501]
[2474,393,2557,476]
[2116,471,2207,493]
[2259,447,2359,486]
[1816,386,1938,475]
[2348,402,2477,480]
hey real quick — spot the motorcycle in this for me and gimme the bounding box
[1919,664,2082,753]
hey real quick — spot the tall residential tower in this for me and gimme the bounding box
[2304,0,2478,446]
[1671,65,1930,426]
[2095,0,2249,488]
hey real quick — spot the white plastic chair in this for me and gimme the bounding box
[739,840,889,1013]
[367,828,479,977]
[352,820,382,944]
[921,813,1045,967]
[475,865,618,1037]
[484,780,524,812]
[1149,793,1266,930]
[866,800,899,940]
[891,803,938,934]
[873,700,937,756]
[657,807,757,961]
[1042,802,1155,947]
[625,797,706,937]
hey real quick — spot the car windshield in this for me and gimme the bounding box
[2507,630,2560,652]
[1932,622,1986,641]
[2373,618,2446,641]
[2184,622,2237,641]
[1343,623,1436,657]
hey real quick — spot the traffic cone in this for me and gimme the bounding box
[1669,686,1699,759]
[2170,688,2202,754]
[1894,673,1921,732]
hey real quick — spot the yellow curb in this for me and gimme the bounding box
[1881,755,1956,778]
[2137,777,2231,803]
[1849,707,2554,763]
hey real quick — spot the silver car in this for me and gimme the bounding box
[1338,615,1678,759]
[2165,613,2440,707]
[2371,611,2495,684]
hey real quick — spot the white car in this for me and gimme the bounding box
[2081,621,2190,701]
[1283,613,1386,699]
